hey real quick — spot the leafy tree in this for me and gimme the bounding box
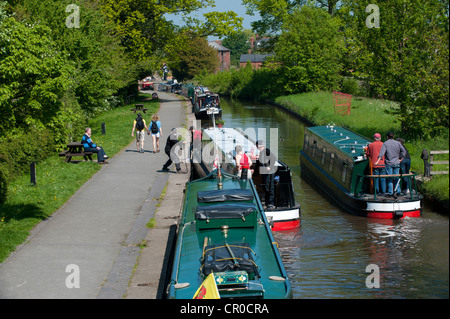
[168,36,219,81]
[242,0,302,35]
[0,16,73,137]
[222,31,251,67]
[340,0,449,137]
[8,0,137,115]
[273,5,343,93]
[101,0,243,61]
[242,0,340,35]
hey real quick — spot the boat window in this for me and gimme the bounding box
[329,153,335,172]
[321,147,327,165]
[312,140,317,158]
[304,135,309,152]
[341,162,348,183]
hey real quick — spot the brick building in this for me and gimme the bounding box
[208,41,231,72]
[239,54,272,70]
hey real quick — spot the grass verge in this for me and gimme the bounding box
[0,93,159,263]
[275,91,449,209]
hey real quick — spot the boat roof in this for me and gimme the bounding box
[202,127,259,164]
[170,171,291,299]
[307,125,371,158]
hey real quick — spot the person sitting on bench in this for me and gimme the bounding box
[82,127,109,163]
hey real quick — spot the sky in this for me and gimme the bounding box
[166,0,261,38]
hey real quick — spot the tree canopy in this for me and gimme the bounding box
[274,5,343,93]
[168,36,219,81]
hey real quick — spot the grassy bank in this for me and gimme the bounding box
[0,93,159,263]
[275,91,449,210]
[275,91,401,136]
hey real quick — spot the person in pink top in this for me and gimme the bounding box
[366,133,386,194]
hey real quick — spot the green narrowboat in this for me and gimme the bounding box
[167,169,292,299]
[300,125,422,219]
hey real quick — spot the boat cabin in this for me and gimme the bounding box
[302,125,421,200]
[303,125,370,195]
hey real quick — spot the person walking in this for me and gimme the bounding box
[366,133,386,194]
[148,114,162,153]
[256,140,277,208]
[162,128,181,173]
[375,132,406,197]
[81,127,109,164]
[131,113,148,153]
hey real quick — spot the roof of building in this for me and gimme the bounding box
[239,54,272,63]
[208,41,230,52]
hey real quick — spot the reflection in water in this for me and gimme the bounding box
[219,97,449,299]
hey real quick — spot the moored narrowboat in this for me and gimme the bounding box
[299,125,422,219]
[167,170,292,299]
[192,87,222,121]
[193,127,301,231]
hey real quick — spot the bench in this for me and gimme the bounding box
[130,104,148,114]
[59,142,93,162]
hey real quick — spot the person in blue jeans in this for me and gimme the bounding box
[366,133,386,194]
[375,132,406,197]
[82,127,109,163]
[397,138,411,193]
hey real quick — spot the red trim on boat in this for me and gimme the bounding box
[367,210,421,219]
[272,219,301,231]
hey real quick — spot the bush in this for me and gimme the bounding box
[0,129,54,180]
[0,163,7,205]
[341,77,360,96]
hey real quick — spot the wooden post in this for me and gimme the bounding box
[421,149,430,177]
[30,162,36,186]
[101,122,106,135]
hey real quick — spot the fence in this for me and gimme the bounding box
[421,150,449,178]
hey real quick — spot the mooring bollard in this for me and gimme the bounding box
[30,162,36,186]
[421,149,430,178]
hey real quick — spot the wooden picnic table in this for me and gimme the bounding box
[130,104,148,113]
[59,142,93,162]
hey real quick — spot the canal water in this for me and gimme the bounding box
[219,97,449,299]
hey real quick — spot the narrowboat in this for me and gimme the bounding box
[192,87,222,121]
[299,125,422,219]
[167,169,292,299]
[193,127,301,231]
[181,83,195,102]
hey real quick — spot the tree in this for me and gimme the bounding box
[242,0,339,35]
[101,0,243,61]
[0,16,73,137]
[222,31,251,67]
[168,36,219,81]
[274,5,343,93]
[8,0,137,115]
[340,0,449,137]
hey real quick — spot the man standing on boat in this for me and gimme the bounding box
[256,140,277,209]
[366,133,386,194]
[375,132,406,197]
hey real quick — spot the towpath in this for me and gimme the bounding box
[0,91,192,299]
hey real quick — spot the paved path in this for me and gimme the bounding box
[0,91,190,299]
